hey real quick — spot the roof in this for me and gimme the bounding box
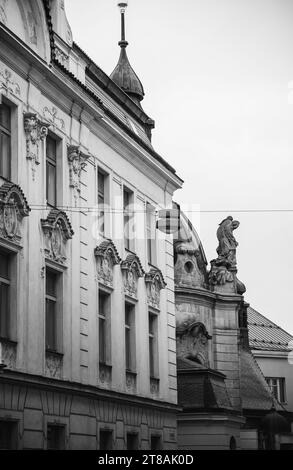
[240,347,275,410]
[248,307,293,352]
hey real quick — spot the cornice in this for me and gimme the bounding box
[0,370,181,413]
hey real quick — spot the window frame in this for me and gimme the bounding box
[0,419,18,450]
[266,377,286,403]
[125,302,136,372]
[47,424,66,450]
[99,429,113,450]
[98,290,111,365]
[123,186,135,252]
[0,101,11,180]
[45,267,63,354]
[146,202,157,266]
[148,311,159,379]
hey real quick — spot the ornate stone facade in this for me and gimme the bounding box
[145,268,166,310]
[0,339,17,370]
[0,67,20,97]
[24,112,50,179]
[94,239,121,288]
[177,320,211,368]
[121,253,144,299]
[0,182,30,244]
[41,209,74,264]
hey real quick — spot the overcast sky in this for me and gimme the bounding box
[66,0,293,334]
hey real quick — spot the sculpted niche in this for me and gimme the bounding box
[0,182,30,244]
[41,209,74,264]
[121,253,144,299]
[94,239,121,289]
[145,268,166,310]
[177,320,212,368]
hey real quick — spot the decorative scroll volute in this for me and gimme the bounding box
[24,112,49,179]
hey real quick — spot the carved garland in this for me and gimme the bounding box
[0,182,30,243]
[24,112,50,179]
[121,253,145,299]
[41,209,74,264]
[94,239,121,288]
[145,268,166,310]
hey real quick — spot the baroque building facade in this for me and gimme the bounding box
[0,0,183,450]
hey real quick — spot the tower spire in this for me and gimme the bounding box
[110,1,145,106]
[118,2,128,48]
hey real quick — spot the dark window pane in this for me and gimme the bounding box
[0,421,17,450]
[99,317,106,363]
[0,104,11,131]
[100,430,112,450]
[0,251,9,278]
[47,425,65,450]
[151,435,161,450]
[46,271,57,297]
[98,171,105,196]
[46,137,57,162]
[46,161,56,206]
[46,298,56,351]
[0,283,9,338]
[127,433,138,450]
[0,131,11,180]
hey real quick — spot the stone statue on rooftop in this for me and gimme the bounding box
[216,216,240,269]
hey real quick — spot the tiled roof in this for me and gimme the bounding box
[247,307,293,352]
[240,347,275,410]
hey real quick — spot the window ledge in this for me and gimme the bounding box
[0,337,17,347]
[45,349,64,358]
[150,376,160,382]
[99,362,112,369]
[126,369,137,376]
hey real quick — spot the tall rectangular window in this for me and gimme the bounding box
[46,136,57,207]
[99,291,111,364]
[266,377,286,403]
[47,425,65,450]
[0,421,17,449]
[125,303,135,371]
[0,102,11,180]
[46,269,59,352]
[98,170,105,236]
[0,250,10,339]
[151,435,162,450]
[149,312,158,378]
[123,187,134,251]
[146,203,156,265]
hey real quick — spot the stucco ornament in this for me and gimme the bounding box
[121,253,144,299]
[0,182,30,243]
[177,321,211,368]
[145,268,166,310]
[209,216,246,294]
[24,113,50,179]
[67,146,90,203]
[0,0,7,25]
[41,210,74,264]
[94,239,121,288]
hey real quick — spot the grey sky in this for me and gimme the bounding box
[66,0,293,334]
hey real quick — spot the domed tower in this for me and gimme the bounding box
[110,2,145,107]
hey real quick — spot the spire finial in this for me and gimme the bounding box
[118,2,129,48]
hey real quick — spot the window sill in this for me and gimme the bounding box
[150,375,160,381]
[99,362,112,369]
[46,349,64,358]
[126,369,137,376]
[0,337,17,347]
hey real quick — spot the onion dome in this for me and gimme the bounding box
[110,2,145,106]
[261,407,291,434]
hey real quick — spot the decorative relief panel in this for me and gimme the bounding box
[43,106,65,131]
[67,145,90,202]
[145,268,166,310]
[121,253,144,299]
[24,113,50,179]
[0,339,17,370]
[45,352,63,379]
[126,371,137,393]
[99,363,112,387]
[0,182,30,244]
[41,210,74,265]
[0,68,21,97]
[94,239,121,288]
[150,377,160,396]
[0,0,7,25]
[55,46,69,67]
[177,321,211,368]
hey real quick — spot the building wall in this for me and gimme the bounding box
[253,352,293,411]
[0,0,181,449]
